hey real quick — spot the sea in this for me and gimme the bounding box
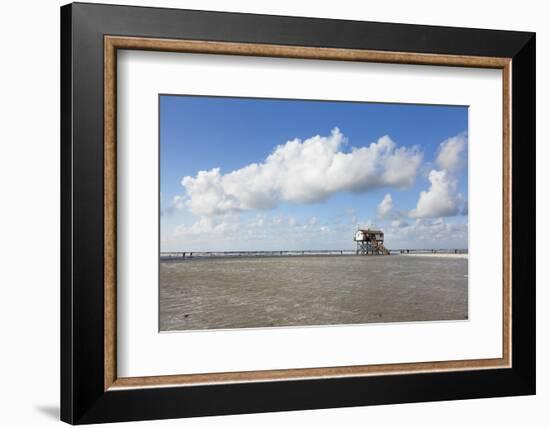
[159,254,468,331]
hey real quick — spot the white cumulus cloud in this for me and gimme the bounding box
[377,193,393,219]
[180,128,422,216]
[410,132,467,219]
[162,195,185,216]
[410,170,463,218]
[436,133,467,172]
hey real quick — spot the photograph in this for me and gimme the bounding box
[159,95,469,331]
[55,2,536,424]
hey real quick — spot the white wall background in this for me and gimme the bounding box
[0,0,546,427]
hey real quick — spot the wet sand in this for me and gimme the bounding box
[160,255,468,331]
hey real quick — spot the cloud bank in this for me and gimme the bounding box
[163,211,467,252]
[386,217,467,249]
[180,128,422,216]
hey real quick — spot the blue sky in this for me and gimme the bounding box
[160,95,468,251]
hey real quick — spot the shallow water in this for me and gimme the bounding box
[159,255,468,331]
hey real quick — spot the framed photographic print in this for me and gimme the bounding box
[60,2,535,424]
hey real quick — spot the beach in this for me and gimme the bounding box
[160,254,468,331]
[399,253,468,259]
